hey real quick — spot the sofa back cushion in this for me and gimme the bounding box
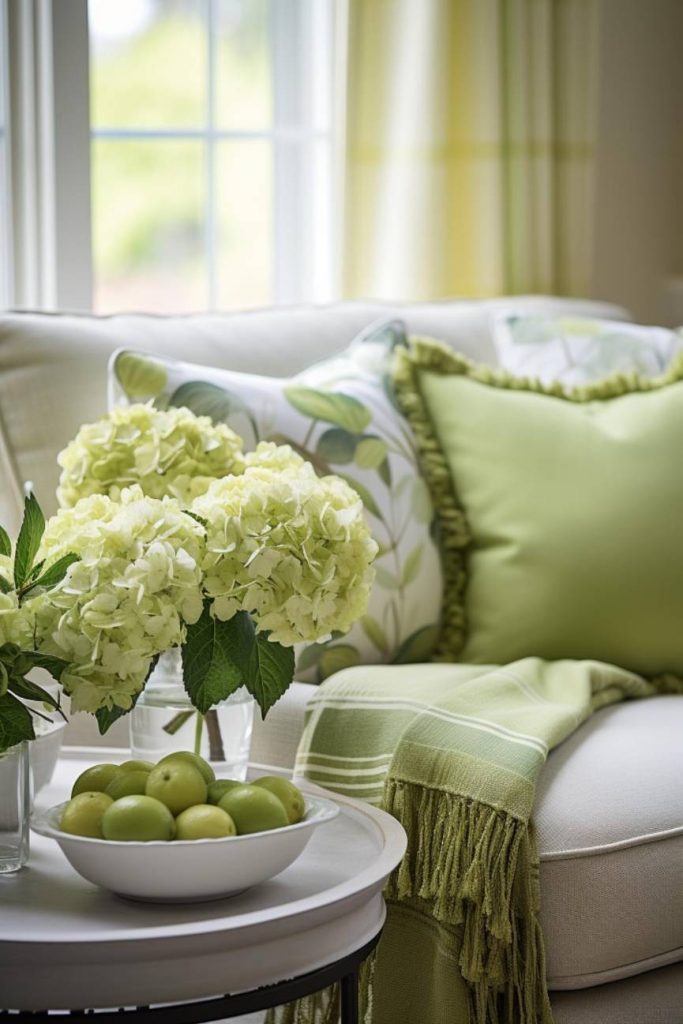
[0,296,628,532]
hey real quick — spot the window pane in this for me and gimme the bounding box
[92,139,206,313]
[215,0,272,132]
[216,141,272,309]
[89,0,206,129]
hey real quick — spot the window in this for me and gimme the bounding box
[0,0,10,307]
[88,0,336,314]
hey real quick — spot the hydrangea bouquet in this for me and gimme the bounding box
[0,403,377,752]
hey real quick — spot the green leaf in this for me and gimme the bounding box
[391,625,440,665]
[361,615,389,655]
[0,525,11,557]
[377,457,392,487]
[401,544,424,587]
[411,477,433,524]
[284,386,372,433]
[374,566,401,590]
[316,427,358,465]
[232,615,295,717]
[170,381,257,438]
[337,474,383,520]
[96,701,134,735]
[18,652,69,684]
[27,559,45,582]
[13,493,45,589]
[295,642,327,673]
[8,675,61,712]
[355,436,388,470]
[0,575,11,594]
[317,644,361,682]
[181,601,245,713]
[114,351,168,399]
[22,553,79,596]
[0,692,35,751]
[96,656,157,734]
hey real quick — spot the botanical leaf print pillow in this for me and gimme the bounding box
[492,313,683,387]
[109,320,443,683]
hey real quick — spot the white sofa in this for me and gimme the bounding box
[0,297,680,1023]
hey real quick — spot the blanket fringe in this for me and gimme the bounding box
[384,778,554,1024]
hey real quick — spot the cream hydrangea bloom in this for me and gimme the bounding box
[57,403,246,508]
[28,487,205,713]
[0,555,32,650]
[192,443,378,646]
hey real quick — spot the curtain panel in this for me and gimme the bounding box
[342,0,599,301]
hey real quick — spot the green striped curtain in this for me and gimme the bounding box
[342,0,599,300]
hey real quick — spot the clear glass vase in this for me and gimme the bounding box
[129,649,254,780]
[0,741,30,873]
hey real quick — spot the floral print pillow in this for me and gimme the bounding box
[492,314,683,387]
[109,320,443,683]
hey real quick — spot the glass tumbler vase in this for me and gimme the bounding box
[129,649,254,780]
[0,740,30,873]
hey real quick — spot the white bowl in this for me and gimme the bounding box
[31,795,339,902]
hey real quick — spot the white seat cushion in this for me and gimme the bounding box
[537,695,683,989]
[247,684,682,990]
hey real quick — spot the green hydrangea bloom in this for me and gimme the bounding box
[57,403,246,508]
[28,487,205,714]
[192,446,378,646]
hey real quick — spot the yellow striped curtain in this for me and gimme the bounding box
[342,0,599,300]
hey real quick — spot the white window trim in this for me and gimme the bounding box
[6,0,92,311]
[4,0,345,314]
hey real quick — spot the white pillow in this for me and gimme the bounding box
[109,320,443,682]
[492,313,683,387]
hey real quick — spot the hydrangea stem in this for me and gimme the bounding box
[194,711,204,756]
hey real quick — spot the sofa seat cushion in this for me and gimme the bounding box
[537,695,683,989]
[246,682,682,990]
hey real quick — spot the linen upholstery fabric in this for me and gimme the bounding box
[393,338,683,677]
[282,659,680,1024]
[109,322,443,680]
[493,312,683,386]
[205,677,683,996]
[0,296,628,533]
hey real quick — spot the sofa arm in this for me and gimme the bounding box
[250,681,315,770]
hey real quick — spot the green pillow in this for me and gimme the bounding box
[393,337,683,679]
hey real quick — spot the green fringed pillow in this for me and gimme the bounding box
[393,337,683,678]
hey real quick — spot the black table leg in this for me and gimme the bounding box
[340,967,359,1024]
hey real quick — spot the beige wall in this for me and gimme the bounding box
[591,0,681,324]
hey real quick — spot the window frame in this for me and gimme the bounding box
[3,0,343,313]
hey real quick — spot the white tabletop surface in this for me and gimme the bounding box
[1,748,406,1012]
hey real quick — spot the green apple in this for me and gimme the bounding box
[105,769,150,800]
[101,795,175,841]
[157,750,215,786]
[175,804,237,840]
[118,759,155,774]
[145,760,207,815]
[207,779,243,805]
[71,763,121,797]
[253,776,306,824]
[218,784,289,834]
[60,792,114,838]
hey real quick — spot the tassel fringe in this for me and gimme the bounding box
[384,778,554,1024]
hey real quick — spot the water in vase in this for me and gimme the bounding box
[129,650,254,780]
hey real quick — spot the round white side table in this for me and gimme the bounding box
[0,749,406,1024]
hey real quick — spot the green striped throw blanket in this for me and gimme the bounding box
[273,658,680,1024]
